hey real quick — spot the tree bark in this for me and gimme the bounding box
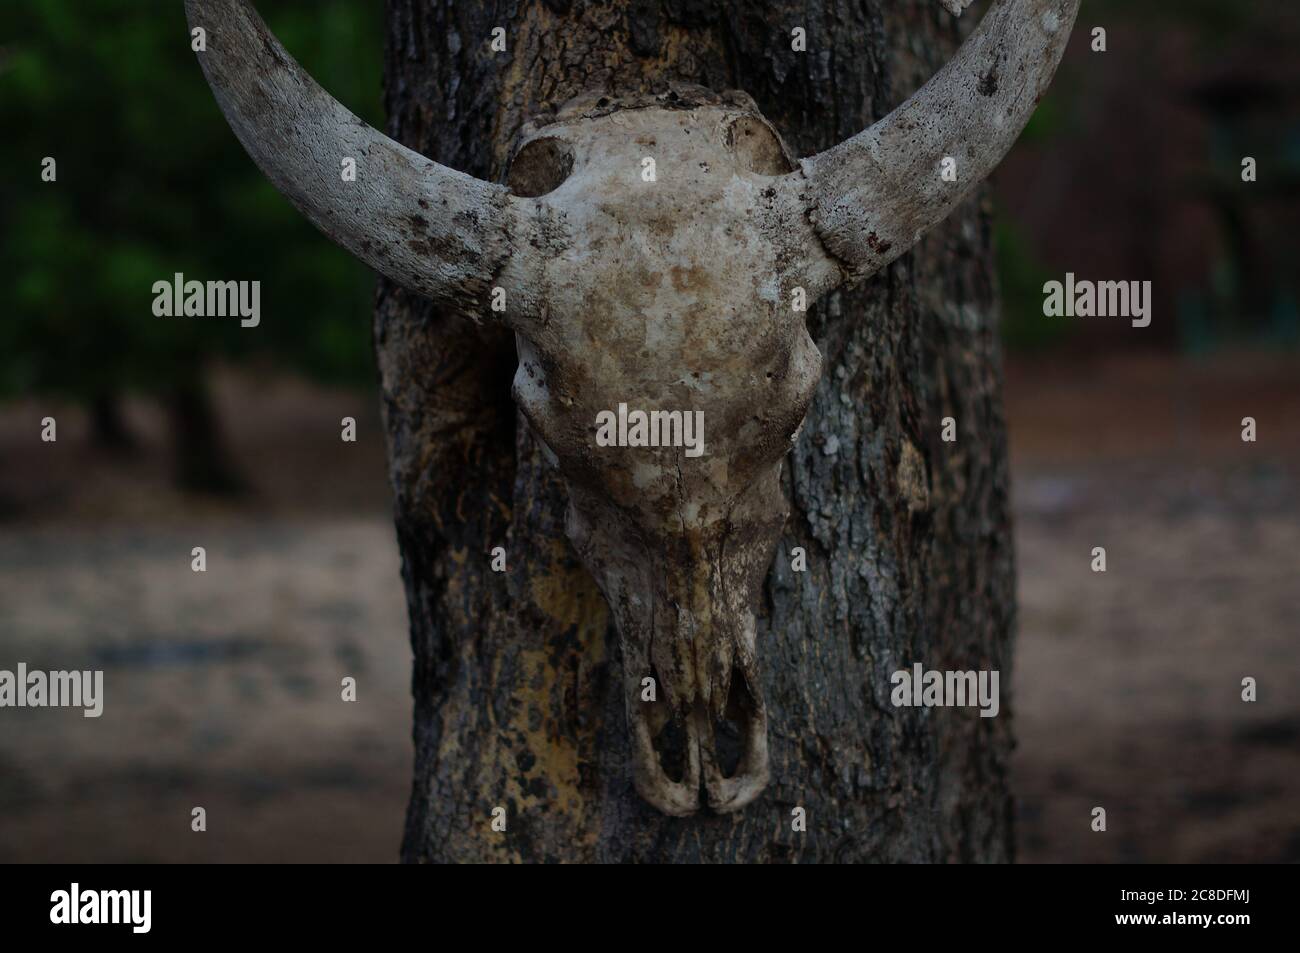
[380,0,1015,862]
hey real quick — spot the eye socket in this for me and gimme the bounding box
[506,136,574,197]
[724,116,793,176]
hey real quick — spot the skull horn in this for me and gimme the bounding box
[792,0,1080,284]
[185,0,517,312]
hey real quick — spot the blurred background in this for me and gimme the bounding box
[1,0,1297,862]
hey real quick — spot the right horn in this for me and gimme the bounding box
[791,0,1080,285]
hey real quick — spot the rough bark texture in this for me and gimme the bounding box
[382,0,1015,862]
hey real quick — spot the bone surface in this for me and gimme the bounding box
[793,0,1081,284]
[190,0,1078,816]
[185,0,515,313]
[499,88,834,813]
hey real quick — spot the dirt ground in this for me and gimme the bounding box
[1006,352,1300,863]
[0,353,1296,862]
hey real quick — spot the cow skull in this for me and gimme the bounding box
[188,0,1078,815]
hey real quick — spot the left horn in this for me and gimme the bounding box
[186,0,517,311]
[790,0,1080,284]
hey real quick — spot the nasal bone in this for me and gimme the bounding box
[630,663,769,816]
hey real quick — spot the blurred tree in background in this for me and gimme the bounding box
[995,0,1300,354]
[0,0,382,488]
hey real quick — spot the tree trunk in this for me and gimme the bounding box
[89,392,137,454]
[380,0,1015,863]
[167,377,245,495]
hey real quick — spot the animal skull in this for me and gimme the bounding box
[189,0,1079,815]
[503,89,833,813]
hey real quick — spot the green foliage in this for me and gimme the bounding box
[995,214,1069,353]
[0,0,384,402]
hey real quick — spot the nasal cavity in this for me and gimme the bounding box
[506,136,574,197]
[654,716,690,784]
[643,667,689,783]
[713,667,758,779]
